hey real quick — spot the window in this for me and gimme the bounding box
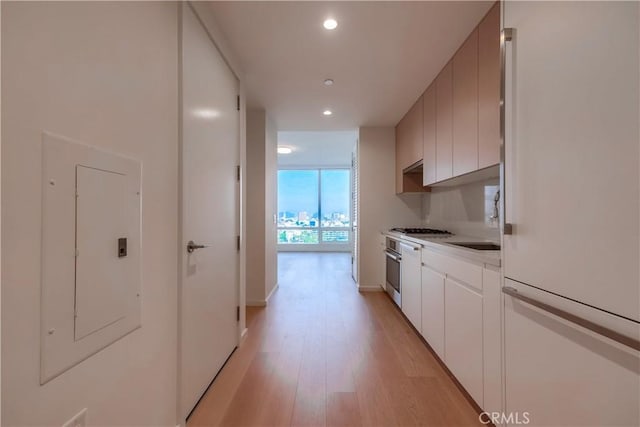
[278,169,351,245]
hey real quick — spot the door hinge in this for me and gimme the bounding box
[236,95,240,111]
[236,165,241,182]
[236,235,241,251]
[236,306,240,322]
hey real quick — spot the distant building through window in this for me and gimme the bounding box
[277,169,350,245]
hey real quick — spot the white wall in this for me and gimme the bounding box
[423,178,500,241]
[357,127,422,288]
[246,110,267,304]
[264,115,278,299]
[246,109,277,305]
[2,2,178,425]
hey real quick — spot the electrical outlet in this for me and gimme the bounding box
[62,408,87,427]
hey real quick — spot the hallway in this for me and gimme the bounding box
[187,253,481,426]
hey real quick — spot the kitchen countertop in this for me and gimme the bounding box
[383,230,501,267]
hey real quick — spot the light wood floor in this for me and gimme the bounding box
[187,252,482,427]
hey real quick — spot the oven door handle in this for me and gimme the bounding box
[384,249,401,262]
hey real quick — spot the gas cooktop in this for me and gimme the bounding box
[390,227,452,235]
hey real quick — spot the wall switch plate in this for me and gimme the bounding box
[62,408,87,427]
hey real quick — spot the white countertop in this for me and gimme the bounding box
[383,230,501,267]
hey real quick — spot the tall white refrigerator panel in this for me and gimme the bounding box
[503,0,639,321]
[502,1,639,425]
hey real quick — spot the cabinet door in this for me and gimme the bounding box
[482,267,502,419]
[478,2,500,168]
[395,115,409,194]
[400,242,422,331]
[406,95,424,167]
[395,97,425,194]
[453,28,479,176]
[435,61,453,181]
[422,84,437,186]
[445,277,484,406]
[504,279,639,426]
[421,265,444,359]
[396,97,423,174]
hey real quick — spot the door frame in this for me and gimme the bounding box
[176,2,247,425]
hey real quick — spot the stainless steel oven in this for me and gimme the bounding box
[384,236,401,306]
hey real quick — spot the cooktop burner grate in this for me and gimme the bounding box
[390,227,452,235]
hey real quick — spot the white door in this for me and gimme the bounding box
[179,4,239,420]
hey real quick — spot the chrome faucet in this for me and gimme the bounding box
[490,190,500,222]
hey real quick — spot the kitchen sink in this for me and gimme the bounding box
[449,242,501,251]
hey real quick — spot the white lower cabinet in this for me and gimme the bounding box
[504,283,640,426]
[482,267,503,420]
[400,241,422,332]
[445,276,484,406]
[421,265,445,359]
[420,246,503,418]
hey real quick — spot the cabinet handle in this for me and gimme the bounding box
[500,27,514,236]
[400,242,420,252]
[503,286,640,351]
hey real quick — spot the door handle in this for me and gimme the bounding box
[187,240,211,253]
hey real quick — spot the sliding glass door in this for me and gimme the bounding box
[278,168,351,250]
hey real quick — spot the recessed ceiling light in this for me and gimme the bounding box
[193,108,220,119]
[323,110,333,116]
[323,78,334,86]
[323,18,338,30]
[277,146,292,154]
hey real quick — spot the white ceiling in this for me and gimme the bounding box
[277,131,357,167]
[208,1,493,130]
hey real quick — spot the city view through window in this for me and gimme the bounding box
[278,169,351,244]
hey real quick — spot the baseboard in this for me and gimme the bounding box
[265,282,279,303]
[247,283,279,307]
[357,283,385,292]
[246,300,267,307]
[240,327,248,342]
